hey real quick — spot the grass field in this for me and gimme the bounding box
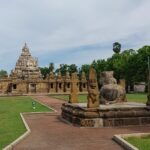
[0,96,51,150]
[125,135,150,150]
[53,93,147,103]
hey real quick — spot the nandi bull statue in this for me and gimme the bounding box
[100,71,126,104]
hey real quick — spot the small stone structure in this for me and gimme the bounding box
[0,44,88,94]
[79,72,87,92]
[62,69,150,127]
[56,72,64,93]
[64,72,71,92]
[48,71,56,93]
[100,71,126,104]
[134,82,146,93]
[87,67,99,108]
[69,73,78,103]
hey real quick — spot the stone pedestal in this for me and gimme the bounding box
[61,102,150,127]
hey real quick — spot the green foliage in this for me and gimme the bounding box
[0,70,8,79]
[68,64,78,74]
[0,96,51,149]
[40,45,150,89]
[52,93,147,103]
[40,67,49,79]
[113,42,121,53]
[49,62,54,72]
[55,64,78,76]
[52,94,87,103]
[79,64,90,79]
[127,93,147,103]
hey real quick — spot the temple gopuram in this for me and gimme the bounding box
[0,44,87,94]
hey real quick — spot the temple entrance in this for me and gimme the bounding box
[29,83,36,93]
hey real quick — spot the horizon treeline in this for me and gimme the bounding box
[0,45,150,90]
[40,45,150,90]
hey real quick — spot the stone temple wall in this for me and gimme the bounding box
[0,44,88,94]
[0,78,88,94]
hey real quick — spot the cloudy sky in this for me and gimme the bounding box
[0,0,150,72]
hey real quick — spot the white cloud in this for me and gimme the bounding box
[0,0,150,71]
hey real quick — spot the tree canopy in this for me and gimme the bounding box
[0,70,8,79]
[38,45,150,90]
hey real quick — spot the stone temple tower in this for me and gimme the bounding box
[10,43,42,79]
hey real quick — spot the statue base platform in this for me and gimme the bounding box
[61,102,150,127]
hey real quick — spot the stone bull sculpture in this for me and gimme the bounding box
[100,71,126,104]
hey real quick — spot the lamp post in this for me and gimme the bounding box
[146,55,150,106]
[32,101,36,109]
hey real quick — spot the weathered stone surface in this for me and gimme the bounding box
[100,71,117,86]
[49,71,55,80]
[69,73,78,103]
[87,67,99,108]
[119,79,126,89]
[100,84,126,104]
[61,102,150,127]
[64,72,71,92]
[56,71,64,93]
[100,71,126,104]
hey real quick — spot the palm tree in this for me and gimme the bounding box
[113,42,121,53]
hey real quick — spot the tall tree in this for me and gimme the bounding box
[0,70,8,78]
[49,62,54,72]
[113,42,121,53]
[79,64,90,79]
[68,64,78,74]
[40,67,49,79]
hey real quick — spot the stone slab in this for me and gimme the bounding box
[61,102,150,127]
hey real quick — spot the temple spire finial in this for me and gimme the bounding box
[24,42,27,48]
[22,42,29,53]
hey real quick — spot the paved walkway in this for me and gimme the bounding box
[13,96,150,150]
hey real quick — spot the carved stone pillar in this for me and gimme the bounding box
[87,67,99,108]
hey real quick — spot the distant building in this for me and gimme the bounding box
[134,82,146,92]
[0,44,87,94]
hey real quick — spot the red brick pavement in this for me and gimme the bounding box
[13,96,150,150]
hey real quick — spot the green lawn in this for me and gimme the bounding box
[53,94,87,103]
[125,135,150,150]
[53,93,147,103]
[0,96,51,150]
[126,93,147,103]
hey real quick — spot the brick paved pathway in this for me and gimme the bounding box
[13,96,150,150]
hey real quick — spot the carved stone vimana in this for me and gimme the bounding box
[10,43,42,79]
